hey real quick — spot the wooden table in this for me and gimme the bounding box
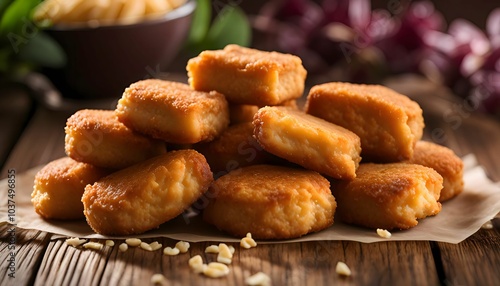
[1,74,499,286]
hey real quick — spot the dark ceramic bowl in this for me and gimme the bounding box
[46,0,195,99]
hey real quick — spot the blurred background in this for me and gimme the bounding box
[0,0,499,116]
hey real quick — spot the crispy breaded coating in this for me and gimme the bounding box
[187,44,307,106]
[82,150,213,235]
[65,109,166,169]
[195,122,280,176]
[229,104,260,125]
[116,79,229,144]
[305,82,424,162]
[331,163,443,230]
[253,106,361,179]
[203,165,336,239]
[32,157,111,220]
[229,100,299,125]
[281,98,300,110]
[407,141,464,202]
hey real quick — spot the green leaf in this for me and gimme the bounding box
[205,5,251,50]
[0,0,41,37]
[18,32,66,68]
[187,0,212,45]
[0,0,15,17]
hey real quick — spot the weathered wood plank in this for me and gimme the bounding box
[437,219,500,286]
[34,238,114,286]
[0,223,51,286]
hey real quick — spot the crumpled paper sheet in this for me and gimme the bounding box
[1,154,499,244]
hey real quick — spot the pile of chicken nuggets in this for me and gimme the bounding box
[31,44,464,239]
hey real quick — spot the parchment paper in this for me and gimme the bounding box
[1,154,499,244]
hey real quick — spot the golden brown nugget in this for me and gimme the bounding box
[203,165,336,239]
[32,157,111,220]
[229,100,299,125]
[281,98,300,110]
[229,104,259,125]
[253,106,361,179]
[65,109,166,169]
[331,163,443,230]
[305,82,424,162]
[195,123,280,175]
[407,141,464,202]
[116,79,229,144]
[187,44,307,106]
[82,150,213,235]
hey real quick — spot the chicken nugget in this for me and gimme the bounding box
[65,109,166,169]
[32,157,111,220]
[305,82,424,162]
[229,99,299,125]
[116,79,229,144]
[187,44,307,106]
[195,122,280,176]
[407,141,464,202]
[82,150,213,235]
[331,163,443,230]
[253,106,361,179]
[203,165,336,239]
[229,104,259,125]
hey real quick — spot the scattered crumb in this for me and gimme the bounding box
[125,238,142,247]
[66,237,87,248]
[175,241,190,253]
[119,243,128,252]
[83,241,103,250]
[217,243,233,264]
[245,272,271,286]
[150,241,163,251]
[140,242,153,251]
[241,233,257,249]
[150,273,166,285]
[203,262,230,278]
[105,240,115,247]
[205,245,219,253]
[163,247,180,256]
[188,255,207,274]
[481,220,494,230]
[336,261,351,276]
[377,228,392,239]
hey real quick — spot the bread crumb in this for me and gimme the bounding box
[175,241,190,253]
[105,240,115,247]
[150,241,163,251]
[241,233,257,249]
[83,241,103,250]
[205,245,219,253]
[163,247,180,256]
[245,272,271,286]
[119,243,128,252]
[140,242,153,251]
[188,255,207,274]
[336,261,351,276]
[203,262,230,278]
[481,220,493,229]
[217,243,233,264]
[150,273,166,285]
[376,228,392,238]
[66,237,87,247]
[125,238,142,247]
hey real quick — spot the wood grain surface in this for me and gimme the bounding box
[0,75,499,286]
